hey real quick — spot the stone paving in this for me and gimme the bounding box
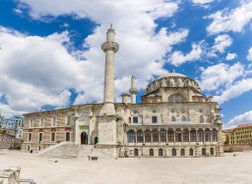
[1,149,252,184]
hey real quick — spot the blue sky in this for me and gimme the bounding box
[0,0,252,129]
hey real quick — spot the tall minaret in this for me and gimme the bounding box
[99,24,119,115]
[129,73,138,104]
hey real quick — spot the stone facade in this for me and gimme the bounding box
[21,26,223,158]
[223,124,252,152]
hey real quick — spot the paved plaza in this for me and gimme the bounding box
[1,149,252,184]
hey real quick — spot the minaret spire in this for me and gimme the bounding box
[129,72,138,104]
[99,25,119,115]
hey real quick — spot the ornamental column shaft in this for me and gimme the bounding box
[100,25,119,115]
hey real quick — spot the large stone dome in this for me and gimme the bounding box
[144,72,201,95]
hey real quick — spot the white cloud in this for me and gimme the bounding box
[206,1,252,34]
[247,47,252,61]
[1,1,190,116]
[200,62,244,91]
[0,27,84,113]
[226,52,237,60]
[214,77,252,104]
[169,42,203,66]
[226,111,252,129]
[212,34,232,53]
[192,0,214,5]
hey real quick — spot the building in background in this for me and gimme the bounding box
[0,114,24,149]
[21,26,223,158]
[223,124,252,152]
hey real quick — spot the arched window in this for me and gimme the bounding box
[183,128,189,142]
[175,128,182,142]
[149,149,154,156]
[134,149,138,156]
[128,117,131,123]
[182,115,186,121]
[160,129,166,142]
[168,128,174,142]
[145,129,151,142]
[200,115,204,123]
[189,148,194,156]
[190,129,196,142]
[137,130,143,143]
[172,148,176,156]
[171,116,176,122]
[27,145,30,152]
[205,128,210,142]
[169,94,186,102]
[158,149,163,156]
[212,128,218,142]
[127,129,135,143]
[38,146,41,151]
[166,80,170,87]
[153,129,159,142]
[197,128,204,142]
[94,137,98,144]
[202,148,206,156]
[180,148,185,156]
[210,148,214,155]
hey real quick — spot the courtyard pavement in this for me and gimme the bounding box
[0,149,252,184]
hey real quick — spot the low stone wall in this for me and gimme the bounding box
[37,143,118,159]
[0,167,20,184]
[224,144,252,152]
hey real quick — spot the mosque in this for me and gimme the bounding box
[21,25,223,158]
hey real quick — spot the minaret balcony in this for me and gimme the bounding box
[101,41,119,52]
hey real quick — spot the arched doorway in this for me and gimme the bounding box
[81,132,88,144]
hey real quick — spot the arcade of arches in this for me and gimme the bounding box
[127,128,218,143]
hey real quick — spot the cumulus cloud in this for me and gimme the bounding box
[199,62,252,104]
[200,62,244,91]
[226,52,237,60]
[0,27,85,115]
[169,42,203,66]
[1,0,191,117]
[212,34,232,54]
[226,111,252,129]
[247,47,252,61]
[214,77,252,104]
[206,1,252,34]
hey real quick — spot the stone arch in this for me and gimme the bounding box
[81,132,88,144]
[127,129,135,143]
[153,129,159,142]
[189,148,194,156]
[134,148,138,156]
[202,148,206,156]
[180,148,185,156]
[168,93,187,102]
[145,129,151,142]
[160,129,166,142]
[172,148,177,156]
[182,115,186,121]
[205,128,210,142]
[200,115,204,123]
[149,148,154,156]
[171,116,176,122]
[158,148,163,156]
[137,129,143,143]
